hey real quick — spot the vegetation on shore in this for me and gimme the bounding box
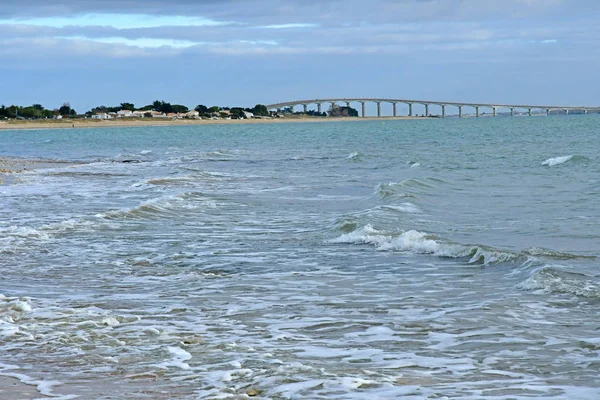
[0,100,360,120]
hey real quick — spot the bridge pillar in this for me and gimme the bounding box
[493,107,497,117]
[510,108,514,117]
[303,104,307,114]
[584,109,588,114]
[546,109,550,116]
[346,102,351,108]
[408,103,413,117]
[475,106,479,118]
[361,102,366,118]
[441,105,446,118]
[377,102,381,118]
[330,102,336,114]
[424,104,429,117]
[528,108,532,117]
[565,109,569,115]
[317,103,322,114]
[393,102,397,117]
[458,105,462,118]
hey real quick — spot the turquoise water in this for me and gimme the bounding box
[1,117,599,399]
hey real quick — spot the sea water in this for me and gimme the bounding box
[0,117,599,399]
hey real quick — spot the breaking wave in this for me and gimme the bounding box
[524,247,596,260]
[375,179,433,199]
[0,226,51,254]
[98,192,220,220]
[347,152,364,162]
[330,225,521,266]
[519,267,600,298]
[541,154,586,167]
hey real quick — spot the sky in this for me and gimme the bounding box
[1,0,599,113]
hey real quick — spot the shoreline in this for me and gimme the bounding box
[0,116,426,131]
[0,375,51,399]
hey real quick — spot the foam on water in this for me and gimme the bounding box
[331,225,521,265]
[97,192,220,219]
[3,119,600,398]
[519,266,600,298]
[0,226,51,253]
[347,151,364,161]
[540,154,586,166]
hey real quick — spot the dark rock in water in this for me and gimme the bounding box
[119,159,141,163]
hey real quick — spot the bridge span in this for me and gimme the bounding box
[265,98,600,118]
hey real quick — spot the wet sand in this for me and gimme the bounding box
[0,116,423,131]
[0,375,51,399]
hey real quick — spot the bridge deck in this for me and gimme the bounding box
[266,98,599,111]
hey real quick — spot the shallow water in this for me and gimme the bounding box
[1,117,599,399]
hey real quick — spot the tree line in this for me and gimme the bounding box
[0,100,271,120]
[1,101,359,120]
[0,103,76,119]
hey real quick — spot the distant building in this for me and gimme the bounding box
[243,111,254,119]
[117,110,133,118]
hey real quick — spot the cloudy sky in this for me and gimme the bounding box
[1,0,599,112]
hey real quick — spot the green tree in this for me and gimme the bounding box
[208,106,220,113]
[230,108,245,119]
[120,102,135,111]
[195,104,208,114]
[171,104,189,113]
[152,100,173,114]
[251,104,269,116]
[59,102,72,116]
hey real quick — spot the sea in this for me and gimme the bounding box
[0,116,599,399]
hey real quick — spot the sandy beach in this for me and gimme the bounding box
[0,115,423,131]
[0,375,51,399]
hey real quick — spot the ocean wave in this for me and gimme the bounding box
[347,152,364,161]
[518,267,600,298]
[97,192,220,220]
[524,247,596,260]
[376,179,431,199]
[0,226,51,254]
[541,154,587,167]
[330,225,520,266]
[377,203,421,214]
[147,171,230,186]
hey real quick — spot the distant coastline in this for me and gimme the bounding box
[0,115,424,131]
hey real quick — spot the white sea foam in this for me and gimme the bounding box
[97,192,219,219]
[542,155,573,166]
[347,151,363,161]
[518,267,600,298]
[331,225,518,265]
[1,226,50,240]
[155,346,193,370]
[379,202,421,214]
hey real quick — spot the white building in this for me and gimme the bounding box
[117,110,133,118]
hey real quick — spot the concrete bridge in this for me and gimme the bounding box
[265,98,600,118]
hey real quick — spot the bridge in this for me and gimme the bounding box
[265,98,600,118]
